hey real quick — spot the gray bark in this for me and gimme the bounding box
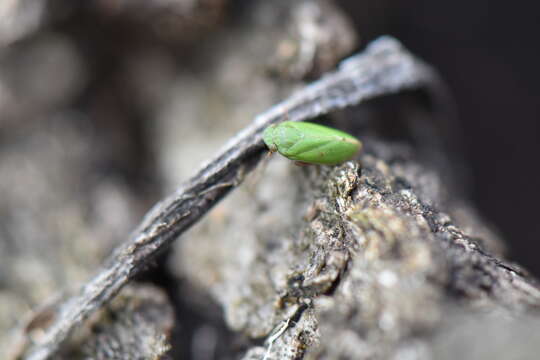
[2,1,540,360]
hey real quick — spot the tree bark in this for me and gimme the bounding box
[2,1,540,359]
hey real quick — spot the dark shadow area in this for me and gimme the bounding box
[340,0,540,276]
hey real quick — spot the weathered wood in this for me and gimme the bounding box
[17,37,441,360]
[4,1,540,359]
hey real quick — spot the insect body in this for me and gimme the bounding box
[262,121,362,165]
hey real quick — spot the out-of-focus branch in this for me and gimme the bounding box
[22,36,443,360]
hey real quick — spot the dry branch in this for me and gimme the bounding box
[20,36,442,360]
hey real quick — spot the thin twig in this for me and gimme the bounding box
[23,36,444,360]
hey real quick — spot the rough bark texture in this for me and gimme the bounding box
[176,137,540,359]
[2,1,540,360]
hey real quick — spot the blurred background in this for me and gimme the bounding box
[0,0,539,357]
[376,1,540,275]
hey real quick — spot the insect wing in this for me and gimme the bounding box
[276,122,361,165]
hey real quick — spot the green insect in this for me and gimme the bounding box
[262,121,362,165]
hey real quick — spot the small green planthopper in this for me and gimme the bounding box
[262,121,362,165]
